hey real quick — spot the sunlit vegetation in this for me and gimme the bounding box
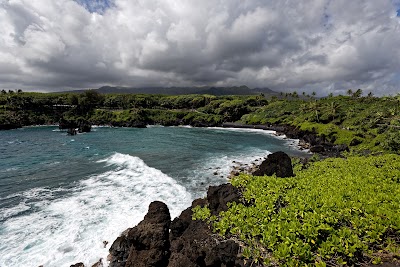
[193,154,400,266]
[241,94,400,153]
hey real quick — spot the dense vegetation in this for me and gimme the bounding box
[193,154,400,266]
[0,90,266,128]
[1,89,399,153]
[240,95,400,154]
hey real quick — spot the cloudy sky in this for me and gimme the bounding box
[1,0,400,95]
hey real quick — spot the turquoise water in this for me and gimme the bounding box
[0,126,306,267]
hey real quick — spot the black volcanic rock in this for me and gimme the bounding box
[109,201,171,267]
[207,184,240,215]
[310,145,325,153]
[252,151,294,178]
[107,195,243,267]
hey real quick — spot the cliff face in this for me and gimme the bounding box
[108,183,245,267]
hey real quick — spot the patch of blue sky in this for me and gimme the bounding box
[393,0,400,16]
[75,0,113,13]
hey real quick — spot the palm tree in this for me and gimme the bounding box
[308,101,320,122]
[325,101,341,120]
[347,89,353,97]
[353,89,363,98]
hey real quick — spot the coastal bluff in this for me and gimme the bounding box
[106,184,243,267]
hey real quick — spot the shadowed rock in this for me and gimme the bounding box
[109,201,171,267]
[207,183,240,215]
[252,151,294,178]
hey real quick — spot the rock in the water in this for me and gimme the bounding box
[252,151,294,178]
[207,183,240,215]
[70,263,85,267]
[109,201,171,267]
[91,259,104,267]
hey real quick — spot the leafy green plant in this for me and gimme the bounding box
[195,155,400,266]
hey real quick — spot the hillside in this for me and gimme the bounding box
[62,85,279,96]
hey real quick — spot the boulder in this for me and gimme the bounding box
[252,151,294,178]
[70,263,85,267]
[310,145,325,153]
[109,201,171,267]
[207,184,240,215]
[333,144,349,153]
[91,259,103,267]
[350,138,362,146]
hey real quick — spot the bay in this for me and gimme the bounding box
[0,126,306,267]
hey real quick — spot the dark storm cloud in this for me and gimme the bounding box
[0,0,399,95]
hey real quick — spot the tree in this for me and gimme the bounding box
[352,89,363,98]
[308,101,320,122]
[347,89,353,96]
[325,101,341,120]
[367,92,374,98]
[17,89,23,93]
[1,89,6,94]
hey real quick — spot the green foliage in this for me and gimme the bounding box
[199,155,400,266]
[192,205,212,221]
[239,96,400,153]
[383,130,400,153]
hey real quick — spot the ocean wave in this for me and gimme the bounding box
[185,148,272,199]
[0,153,191,267]
[207,127,277,136]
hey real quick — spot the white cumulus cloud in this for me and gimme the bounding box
[0,0,399,95]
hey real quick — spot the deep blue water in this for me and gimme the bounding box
[0,126,306,267]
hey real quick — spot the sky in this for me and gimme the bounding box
[0,0,400,95]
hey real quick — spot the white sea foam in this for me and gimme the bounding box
[0,153,191,267]
[207,127,310,153]
[1,167,20,173]
[207,127,277,136]
[186,148,272,199]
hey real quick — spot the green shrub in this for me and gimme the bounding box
[194,155,400,266]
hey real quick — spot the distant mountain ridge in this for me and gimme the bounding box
[63,85,279,96]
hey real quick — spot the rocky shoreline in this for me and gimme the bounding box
[222,122,350,158]
[61,122,350,267]
[69,152,297,267]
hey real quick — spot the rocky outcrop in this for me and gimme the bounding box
[0,123,22,130]
[252,151,294,178]
[59,118,92,133]
[207,184,240,215]
[109,201,171,267]
[223,123,351,157]
[107,184,244,267]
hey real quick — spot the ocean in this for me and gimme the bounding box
[0,126,307,267]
